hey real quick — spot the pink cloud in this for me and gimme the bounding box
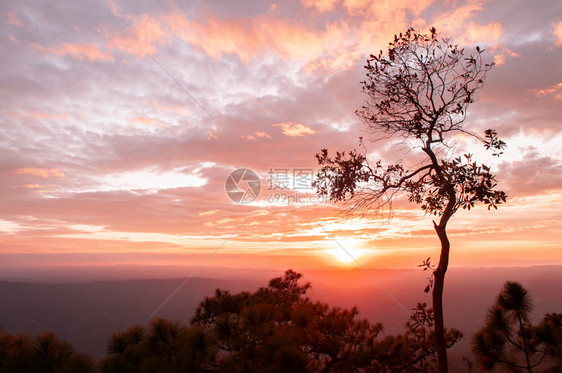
[430,1,483,32]
[499,151,562,197]
[344,0,432,19]
[427,1,504,47]
[199,209,220,216]
[29,43,46,52]
[240,132,272,141]
[53,43,114,62]
[528,82,562,101]
[164,12,355,66]
[461,22,504,45]
[255,131,271,139]
[492,47,519,66]
[21,184,45,189]
[6,11,22,27]
[107,0,122,18]
[11,110,71,121]
[128,116,170,127]
[342,0,374,15]
[92,2,436,73]
[29,42,113,62]
[494,54,506,65]
[553,21,562,47]
[273,122,317,137]
[106,14,166,57]
[151,100,184,114]
[302,0,339,12]
[14,168,65,178]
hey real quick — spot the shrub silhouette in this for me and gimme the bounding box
[472,281,562,372]
[103,270,461,372]
[0,330,95,372]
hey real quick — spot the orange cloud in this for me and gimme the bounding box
[14,168,65,178]
[107,0,122,18]
[199,209,220,216]
[95,2,439,73]
[21,184,44,189]
[255,131,271,139]
[427,1,503,47]
[151,100,184,114]
[273,122,317,137]
[29,42,113,62]
[164,13,351,64]
[128,116,169,127]
[461,22,504,45]
[430,1,482,33]
[29,43,45,52]
[553,21,562,47]
[302,0,339,12]
[493,47,519,65]
[106,14,166,57]
[53,43,114,62]
[529,82,562,101]
[9,109,71,122]
[343,0,372,15]
[493,54,505,65]
[344,0,431,18]
[6,11,22,26]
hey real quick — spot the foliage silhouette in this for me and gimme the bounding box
[191,269,461,372]
[100,319,216,373]
[314,27,506,372]
[0,329,95,372]
[472,281,562,372]
[103,270,461,372]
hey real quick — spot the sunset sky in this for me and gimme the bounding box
[1,0,561,275]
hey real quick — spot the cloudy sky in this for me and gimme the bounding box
[1,0,561,274]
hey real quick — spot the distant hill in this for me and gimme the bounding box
[1,265,561,370]
[0,277,263,356]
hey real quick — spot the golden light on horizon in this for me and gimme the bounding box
[325,238,370,265]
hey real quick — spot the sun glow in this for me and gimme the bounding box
[325,239,370,265]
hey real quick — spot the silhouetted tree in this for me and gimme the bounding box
[314,27,506,372]
[100,270,461,372]
[192,269,461,372]
[0,329,94,372]
[375,303,462,372]
[100,319,216,373]
[472,281,562,372]
[191,270,361,372]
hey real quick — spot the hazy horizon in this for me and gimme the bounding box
[1,265,560,368]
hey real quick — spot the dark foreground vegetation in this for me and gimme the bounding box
[1,270,560,372]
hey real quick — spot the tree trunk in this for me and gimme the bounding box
[516,311,533,373]
[433,222,451,373]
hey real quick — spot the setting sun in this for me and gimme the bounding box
[325,239,370,265]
